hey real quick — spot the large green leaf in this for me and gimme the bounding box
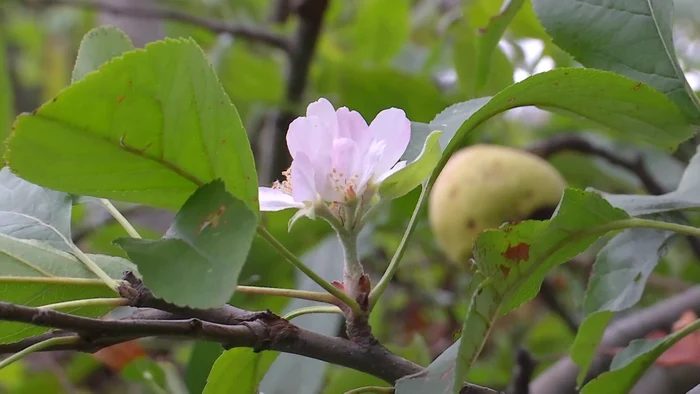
[71,26,134,83]
[0,29,12,143]
[452,190,630,392]
[6,38,258,213]
[0,234,133,343]
[116,180,257,308]
[203,348,278,394]
[531,0,700,121]
[430,68,692,158]
[581,318,700,394]
[602,149,700,216]
[571,225,675,385]
[0,167,73,251]
[353,0,409,65]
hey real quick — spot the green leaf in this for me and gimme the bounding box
[353,0,409,65]
[115,180,257,308]
[430,68,692,158]
[185,342,223,394]
[473,0,524,94]
[401,122,436,163]
[531,0,700,121]
[0,29,13,143]
[581,318,700,394]
[0,234,132,343]
[203,348,278,394]
[0,167,73,251]
[571,225,675,385]
[379,130,443,200]
[71,26,134,83]
[602,148,700,216]
[451,189,630,392]
[6,38,258,213]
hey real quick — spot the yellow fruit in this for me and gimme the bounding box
[428,144,566,264]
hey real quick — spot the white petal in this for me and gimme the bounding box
[313,153,334,202]
[369,108,411,175]
[286,116,331,160]
[258,187,303,211]
[290,153,317,203]
[336,107,371,151]
[331,138,362,201]
[306,98,339,140]
[376,160,407,183]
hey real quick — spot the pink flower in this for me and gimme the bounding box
[258,98,410,224]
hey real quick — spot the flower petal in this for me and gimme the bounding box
[290,153,317,203]
[258,187,303,211]
[369,108,411,175]
[330,138,362,201]
[286,116,331,160]
[306,98,339,140]
[313,153,334,202]
[336,107,370,151]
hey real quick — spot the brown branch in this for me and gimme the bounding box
[18,0,291,52]
[261,0,330,183]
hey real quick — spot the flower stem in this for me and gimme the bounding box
[38,297,128,310]
[368,184,430,310]
[99,199,142,239]
[256,225,362,315]
[236,285,336,304]
[0,336,79,370]
[283,305,343,320]
[338,230,365,302]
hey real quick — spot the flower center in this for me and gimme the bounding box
[329,168,361,202]
[272,166,293,195]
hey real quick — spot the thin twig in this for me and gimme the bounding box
[508,348,537,394]
[18,0,291,52]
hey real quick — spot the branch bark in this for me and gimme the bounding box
[18,0,291,52]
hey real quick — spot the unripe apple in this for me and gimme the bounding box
[428,144,566,264]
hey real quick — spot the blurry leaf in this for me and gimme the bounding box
[322,367,388,394]
[380,130,443,200]
[353,0,410,65]
[185,342,222,394]
[7,38,258,213]
[122,357,167,390]
[319,64,450,123]
[602,148,700,216]
[474,0,524,94]
[394,338,461,393]
[572,225,675,385]
[82,221,160,258]
[0,234,132,343]
[116,180,257,308]
[451,189,630,392]
[430,68,692,159]
[0,30,12,143]
[581,317,700,394]
[41,35,70,101]
[94,341,147,371]
[204,348,278,394]
[71,25,134,83]
[160,361,190,394]
[532,0,700,121]
[219,43,283,106]
[402,122,436,163]
[0,167,73,251]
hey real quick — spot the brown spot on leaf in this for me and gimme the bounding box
[127,81,132,86]
[503,242,530,262]
[553,82,559,86]
[117,96,125,103]
[197,204,228,234]
[500,265,511,277]
[466,219,476,229]
[508,98,516,103]
[633,82,642,91]
[221,139,226,145]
